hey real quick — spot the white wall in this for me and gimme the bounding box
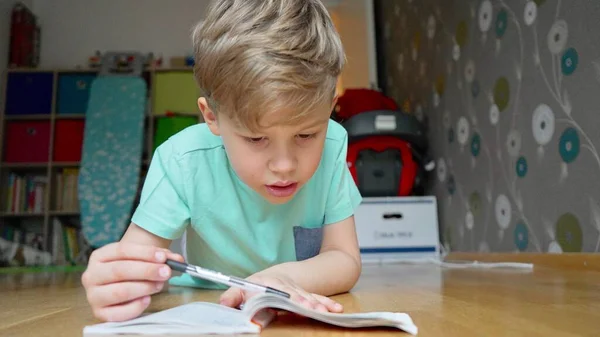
[0,0,34,106]
[31,0,362,71]
[6,0,376,89]
[32,0,211,68]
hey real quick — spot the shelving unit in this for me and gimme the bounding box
[0,66,203,267]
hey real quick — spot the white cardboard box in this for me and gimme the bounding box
[354,196,440,263]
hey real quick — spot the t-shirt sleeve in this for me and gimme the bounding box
[131,141,190,240]
[323,130,363,225]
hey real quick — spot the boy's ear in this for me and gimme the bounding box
[330,95,339,111]
[198,97,220,135]
[329,95,339,117]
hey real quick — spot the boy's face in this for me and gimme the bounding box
[199,97,334,204]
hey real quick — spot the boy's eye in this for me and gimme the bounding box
[245,137,265,143]
[297,133,315,139]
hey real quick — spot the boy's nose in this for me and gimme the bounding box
[269,152,297,175]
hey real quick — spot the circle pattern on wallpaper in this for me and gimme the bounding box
[555,213,583,252]
[524,1,537,26]
[471,80,480,98]
[437,158,447,182]
[436,75,446,95]
[427,15,436,39]
[495,194,512,229]
[489,104,500,125]
[506,130,522,157]
[469,191,482,216]
[465,211,474,230]
[443,109,451,128]
[456,20,468,46]
[494,77,510,111]
[514,222,529,251]
[496,9,508,38]
[465,60,476,83]
[548,241,563,253]
[457,117,470,145]
[453,44,461,61]
[413,31,421,51]
[516,156,528,177]
[433,92,440,107]
[447,175,456,195]
[561,47,579,75]
[532,103,555,145]
[547,20,568,55]
[559,127,580,163]
[415,104,424,122]
[397,53,404,72]
[478,0,493,32]
[471,132,481,157]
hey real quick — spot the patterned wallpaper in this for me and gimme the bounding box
[374,0,600,253]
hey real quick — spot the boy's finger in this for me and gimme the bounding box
[87,261,172,285]
[313,294,343,313]
[165,252,185,263]
[219,288,244,308]
[293,289,323,311]
[90,242,171,264]
[88,281,164,308]
[93,295,152,322]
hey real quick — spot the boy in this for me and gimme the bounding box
[81,0,363,322]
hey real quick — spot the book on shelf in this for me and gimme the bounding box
[54,168,80,212]
[52,217,88,266]
[4,173,47,214]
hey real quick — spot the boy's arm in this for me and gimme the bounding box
[255,215,361,296]
[121,222,173,248]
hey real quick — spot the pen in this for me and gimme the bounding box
[165,259,291,299]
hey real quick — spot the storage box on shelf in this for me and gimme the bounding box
[0,66,203,268]
[56,72,96,115]
[5,71,54,116]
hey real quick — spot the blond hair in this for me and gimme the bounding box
[192,0,345,132]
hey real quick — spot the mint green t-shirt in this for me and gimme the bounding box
[131,119,362,289]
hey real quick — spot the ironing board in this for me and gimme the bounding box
[78,52,147,248]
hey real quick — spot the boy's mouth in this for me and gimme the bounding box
[265,182,298,198]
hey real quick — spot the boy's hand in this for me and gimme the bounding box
[81,242,185,322]
[219,273,344,313]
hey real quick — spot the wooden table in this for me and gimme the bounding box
[1,254,599,336]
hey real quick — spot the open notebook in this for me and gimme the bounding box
[83,292,418,335]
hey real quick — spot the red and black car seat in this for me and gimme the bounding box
[333,89,431,197]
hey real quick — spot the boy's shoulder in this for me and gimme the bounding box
[322,119,350,166]
[324,118,348,143]
[158,122,224,159]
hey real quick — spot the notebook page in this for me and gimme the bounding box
[242,294,418,335]
[83,301,260,336]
